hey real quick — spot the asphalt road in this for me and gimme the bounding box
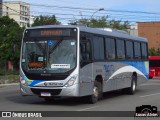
[0,79,160,120]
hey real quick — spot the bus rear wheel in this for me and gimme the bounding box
[127,75,137,95]
[88,81,102,104]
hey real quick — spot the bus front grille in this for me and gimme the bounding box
[30,88,62,96]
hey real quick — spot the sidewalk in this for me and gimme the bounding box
[0,74,19,85]
[0,83,19,87]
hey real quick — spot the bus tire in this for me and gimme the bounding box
[88,81,102,104]
[127,75,137,95]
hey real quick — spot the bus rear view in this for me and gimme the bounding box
[149,56,160,79]
[20,26,80,100]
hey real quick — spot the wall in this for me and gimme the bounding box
[138,22,160,50]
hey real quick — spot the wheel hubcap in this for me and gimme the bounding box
[132,81,136,91]
[93,86,98,97]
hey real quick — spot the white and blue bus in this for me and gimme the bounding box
[20,25,149,103]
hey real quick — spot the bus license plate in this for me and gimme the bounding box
[41,92,51,97]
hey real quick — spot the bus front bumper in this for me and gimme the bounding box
[20,83,79,97]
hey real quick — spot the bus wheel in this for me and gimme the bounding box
[127,75,137,95]
[88,81,102,104]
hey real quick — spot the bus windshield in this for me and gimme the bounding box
[21,29,77,74]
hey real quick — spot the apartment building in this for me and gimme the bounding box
[1,1,30,27]
[0,0,2,16]
[127,23,138,37]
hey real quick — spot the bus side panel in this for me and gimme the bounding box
[94,62,115,92]
[114,72,132,90]
[103,61,149,92]
[116,61,149,87]
[79,61,149,96]
[92,62,132,92]
[79,63,94,96]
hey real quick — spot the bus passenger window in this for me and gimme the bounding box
[116,39,125,59]
[134,42,141,59]
[105,38,115,60]
[80,42,90,61]
[141,43,148,59]
[126,41,133,59]
[93,36,104,60]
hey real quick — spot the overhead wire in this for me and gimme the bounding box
[1,2,160,24]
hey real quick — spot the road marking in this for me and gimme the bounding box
[140,93,160,98]
[76,106,100,111]
[140,83,160,86]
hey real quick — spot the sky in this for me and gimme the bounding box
[4,0,160,24]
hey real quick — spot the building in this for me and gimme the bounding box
[128,22,160,50]
[0,0,2,16]
[127,23,138,37]
[30,15,37,26]
[1,1,30,27]
[138,22,160,50]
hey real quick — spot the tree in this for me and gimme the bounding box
[70,16,108,28]
[69,16,129,30]
[108,20,129,30]
[148,48,160,56]
[32,15,60,26]
[0,16,23,72]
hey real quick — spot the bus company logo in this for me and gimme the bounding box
[44,82,48,86]
[135,105,159,118]
[43,82,63,87]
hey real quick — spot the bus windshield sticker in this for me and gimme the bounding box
[38,57,44,62]
[51,64,70,69]
[48,40,55,46]
[22,59,25,62]
[71,42,75,46]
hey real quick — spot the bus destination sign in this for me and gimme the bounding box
[27,28,75,37]
[41,30,62,36]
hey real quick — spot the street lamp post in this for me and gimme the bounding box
[91,8,104,19]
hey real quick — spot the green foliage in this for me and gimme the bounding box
[149,48,160,56]
[108,20,129,30]
[0,16,24,71]
[69,16,129,30]
[32,15,60,26]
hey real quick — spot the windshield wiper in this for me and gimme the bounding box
[48,39,63,54]
[35,43,45,54]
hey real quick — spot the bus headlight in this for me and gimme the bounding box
[65,75,77,87]
[20,77,28,86]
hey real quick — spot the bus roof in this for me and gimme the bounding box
[149,56,160,60]
[27,25,147,42]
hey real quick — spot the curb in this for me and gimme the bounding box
[0,83,19,87]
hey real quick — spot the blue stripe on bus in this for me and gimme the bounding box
[29,80,45,86]
[121,61,149,79]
